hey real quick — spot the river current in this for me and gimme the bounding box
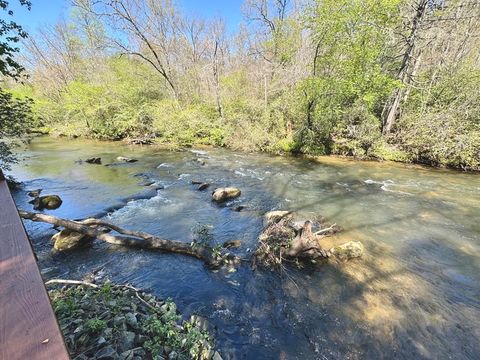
[11,137,480,359]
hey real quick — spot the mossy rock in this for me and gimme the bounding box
[331,241,364,260]
[52,229,94,251]
[34,195,63,210]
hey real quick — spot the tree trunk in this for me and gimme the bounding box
[382,0,428,134]
[19,210,222,267]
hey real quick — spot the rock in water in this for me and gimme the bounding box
[264,210,292,225]
[212,187,241,202]
[198,183,210,191]
[85,157,102,164]
[222,240,242,249]
[34,195,63,210]
[27,189,42,198]
[116,156,138,163]
[52,229,94,251]
[331,241,364,260]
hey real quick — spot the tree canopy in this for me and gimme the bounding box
[4,0,480,170]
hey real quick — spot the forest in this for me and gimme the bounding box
[2,0,480,171]
[1,2,480,360]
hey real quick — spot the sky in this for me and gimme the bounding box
[8,0,246,33]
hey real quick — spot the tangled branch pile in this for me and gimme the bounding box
[255,211,363,268]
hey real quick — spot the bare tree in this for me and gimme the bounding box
[382,0,429,134]
[74,0,182,100]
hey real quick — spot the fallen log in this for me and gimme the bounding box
[19,210,225,267]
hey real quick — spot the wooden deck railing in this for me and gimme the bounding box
[0,170,70,360]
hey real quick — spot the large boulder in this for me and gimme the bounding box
[212,187,241,202]
[52,229,94,251]
[331,241,364,260]
[34,195,63,210]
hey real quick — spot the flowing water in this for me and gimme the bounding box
[10,137,480,360]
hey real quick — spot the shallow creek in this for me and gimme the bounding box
[11,137,480,359]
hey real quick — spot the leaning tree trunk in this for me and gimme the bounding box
[19,210,223,267]
[382,0,428,134]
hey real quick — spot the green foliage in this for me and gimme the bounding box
[50,283,217,360]
[292,0,401,155]
[151,100,226,147]
[7,0,479,172]
[395,63,480,170]
[85,318,107,333]
[53,296,79,315]
[0,87,34,170]
[331,101,382,157]
[144,301,213,360]
[395,113,480,170]
[0,0,31,79]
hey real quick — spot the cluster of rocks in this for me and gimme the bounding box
[84,156,138,166]
[49,282,222,360]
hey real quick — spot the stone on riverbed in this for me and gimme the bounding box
[212,187,241,202]
[198,183,210,191]
[33,195,63,210]
[222,240,242,249]
[85,157,102,164]
[116,156,138,163]
[52,229,94,251]
[264,210,292,225]
[331,241,364,260]
[27,189,42,197]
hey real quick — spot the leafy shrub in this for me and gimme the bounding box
[0,88,34,170]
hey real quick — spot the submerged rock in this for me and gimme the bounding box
[194,158,206,166]
[189,315,209,331]
[52,229,94,251]
[116,156,138,163]
[198,183,210,191]
[34,195,63,210]
[264,210,292,225]
[85,157,102,164]
[222,240,242,249]
[27,189,42,198]
[331,241,364,260]
[212,187,241,202]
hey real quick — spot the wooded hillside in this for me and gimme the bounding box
[5,0,480,170]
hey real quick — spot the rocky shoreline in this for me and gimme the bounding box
[48,281,221,360]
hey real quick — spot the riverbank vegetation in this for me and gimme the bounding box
[2,0,480,171]
[48,280,220,359]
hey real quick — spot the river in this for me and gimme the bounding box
[10,137,480,359]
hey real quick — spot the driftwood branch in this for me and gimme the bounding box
[19,210,220,267]
[45,279,162,311]
[314,223,337,236]
[45,279,99,288]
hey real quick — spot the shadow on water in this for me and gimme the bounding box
[10,137,480,360]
